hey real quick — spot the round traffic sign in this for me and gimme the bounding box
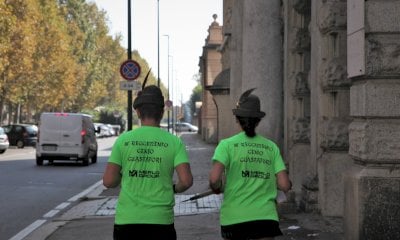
[120,60,141,81]
[165,100,173,108]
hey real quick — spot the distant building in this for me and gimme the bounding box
[198,14,223,143]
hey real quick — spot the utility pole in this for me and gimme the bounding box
[127,0,132,130]
[157,0,160,87]
[164,34,170,132]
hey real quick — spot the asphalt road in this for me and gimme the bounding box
[0,137,116,240]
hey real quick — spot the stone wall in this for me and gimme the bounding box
[345,0,400,238]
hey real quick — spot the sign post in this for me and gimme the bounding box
[126,0,134,131]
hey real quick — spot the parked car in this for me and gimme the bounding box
[175,122,198,132]
[160,122,173,132]
[0,127,9,153]
[110,124,121,136]
[2,124,38,148]
[94,123,114,138]
[106,124,116,136]
[36,112,98,166]
[94,123,108,138]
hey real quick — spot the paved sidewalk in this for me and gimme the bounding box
[22,133,344,240]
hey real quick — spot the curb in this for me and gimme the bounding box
[14,180,107,240]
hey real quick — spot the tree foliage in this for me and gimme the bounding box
[0,0,165,124]
[189,84,202,115]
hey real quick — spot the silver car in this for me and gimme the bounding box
[175,122,198,132]
[0,127,10,154]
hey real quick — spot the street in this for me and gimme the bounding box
[0,137,116,240]
[1,132,345,240]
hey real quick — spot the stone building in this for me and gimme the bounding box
[198,14,223,143]
[201,0,400,239]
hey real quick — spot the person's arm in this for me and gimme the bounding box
[174,163,193,193]
[103,162,122,188]
[276,170,291,193]
[209,161,225,194]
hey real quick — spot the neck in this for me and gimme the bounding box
[140,118,160,127]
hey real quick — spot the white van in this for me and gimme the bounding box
[36,112,98,166]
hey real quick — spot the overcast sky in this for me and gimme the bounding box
[89,0,223,104]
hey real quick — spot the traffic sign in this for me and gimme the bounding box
[120,81,141,90]
[165,100,173,109]
[120,60,141,81]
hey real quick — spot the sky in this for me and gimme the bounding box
[89,0,223,104]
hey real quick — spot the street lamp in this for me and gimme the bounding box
[163,34,171,132]
[170,55,175,133]
[157,0,160,87]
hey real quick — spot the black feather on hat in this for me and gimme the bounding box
[232,88,265,118]
[133,69,165,109]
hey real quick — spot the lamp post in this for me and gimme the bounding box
[157,0,160,87]
[170,55,175,133]
[163,34,170,132]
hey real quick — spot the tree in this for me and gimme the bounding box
[0,0,15,76]
[0,0,41,122]
[0,0,16,122]
[29,0,80,112]
[0,0,165,124]
[188,84,202,116]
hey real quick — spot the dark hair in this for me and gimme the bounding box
[236,116,260,137]
[137,103,164,122]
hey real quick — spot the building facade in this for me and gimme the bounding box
[199,15,223,143]
[201,0,400,239]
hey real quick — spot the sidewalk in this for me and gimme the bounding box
[23,133,343,240]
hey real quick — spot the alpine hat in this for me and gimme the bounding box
[133,85,165,109]
[232,88,265,118]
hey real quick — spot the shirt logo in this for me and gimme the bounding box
[129,169,160,178]
[242,170,270,179]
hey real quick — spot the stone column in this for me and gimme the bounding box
[345,1,400,239]
[283,0,313,207]
[314,0,353,217]
[227,0,244,135]
[241,0,283,144]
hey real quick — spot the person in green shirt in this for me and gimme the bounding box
[103,85,193,240]
[209,88,291,240]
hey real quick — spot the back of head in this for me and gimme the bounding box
[232,88,264,137]
[133,85,165,121]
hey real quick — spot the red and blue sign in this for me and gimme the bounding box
[120,59,141,81]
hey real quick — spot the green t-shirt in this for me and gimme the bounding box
[212,132,286,226]
[108,126,189,225]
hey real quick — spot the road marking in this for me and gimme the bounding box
[187,147,208,151]
[9,180,104,240]
[68,180,103,202]
[43,210,59,218]
[55,202,70,210]
[9,220,46,240]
